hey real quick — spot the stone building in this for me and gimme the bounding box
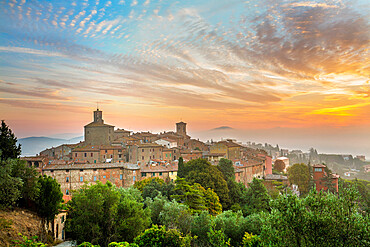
[155,138,178,149]
[42,162,140,201]
[179,149,203,161]
[185,139,209,151]
[210,140,241,160]
[140,161,178,182]
[128,143,163,164]
[313,164,339,192]
[234,160,265,186]
[84,109,114,145]
[71,145,126,163]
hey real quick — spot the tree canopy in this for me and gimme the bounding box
[287,163,311,195]
[36,175,64,229]
[67,181,150,246]
[179,158,230,209]
[242,178,270,216]
[0,120,21,160]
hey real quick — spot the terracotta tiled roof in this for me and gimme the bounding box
[73,145,124,151]
[215,141,242,148]
[204,153,226,157]
[140,164,178,173]
[313,164,327,168]
[84,122,114,127]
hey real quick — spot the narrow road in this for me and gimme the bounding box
[54,241,76,247]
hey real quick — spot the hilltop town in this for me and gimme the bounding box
[22,109,274,203]
[12,109,368,244]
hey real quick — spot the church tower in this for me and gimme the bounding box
[84,108,114,146]
[176,121,187,137]
[94,108,103,123]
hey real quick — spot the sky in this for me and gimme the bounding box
[0,0,369,157]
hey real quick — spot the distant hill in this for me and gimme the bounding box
[18,136,83,156]
[210,126,234,131]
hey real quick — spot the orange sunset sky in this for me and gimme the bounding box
[0,0,369,157]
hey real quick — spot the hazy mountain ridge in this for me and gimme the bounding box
[18,136,83,156]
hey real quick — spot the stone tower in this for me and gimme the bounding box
[176,121,187,137]
[94,108,103,123]
[84,109,114,146]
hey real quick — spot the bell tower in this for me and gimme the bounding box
[94,108,103,123]
[176,121,187,137]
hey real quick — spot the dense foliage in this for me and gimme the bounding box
[287,163,311,195]
[0,120,21,161]
[66,182,151,246]
[179,158,231,209]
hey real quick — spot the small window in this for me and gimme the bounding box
[91,153,93,157]
[159,172,162,176]
[119,154,122,158]
[103,175,106,179]
[66,189,69,195]
[133,176,136,182]
[66,177,69,182]
[84,153,87,157]
[105,150,108,153]
[94,176,97,181]
[153,155,155,159]
[75,153,77,157]
[142,156,144,160]
[110,154,113,158]
[80,169,83,172]
[142,172,146,177]
[171,171,174,175]
[315,168,322,172]
[66,169,69,172]
[120,174,123,180]
[152,172,155,177]
[61,216,65,223]
[80,176,83,182]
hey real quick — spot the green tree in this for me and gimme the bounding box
[141,179,175,201]
[217,158,235,181]
[133,225,186,247]
[242,178,270,216]
[145,194,167,225]
[0,161,23,208]
[159,199,193,235]
[214,210,249,247]
[0,120,21,160]
[133,177,164,192]
[260,187,370,246]
[0,159,39,209]
[242,232,261,247]
[177,157,185,178]
[207,222,230,247]
[180,158,230,209]
[287,163,311,195]
[172,178,222,215]
[115,188,151,242]
[10,159,39,207]
[172,178,207,214]
[67,182,150,246]
[191,211,212,246]
[36,175,63,239]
